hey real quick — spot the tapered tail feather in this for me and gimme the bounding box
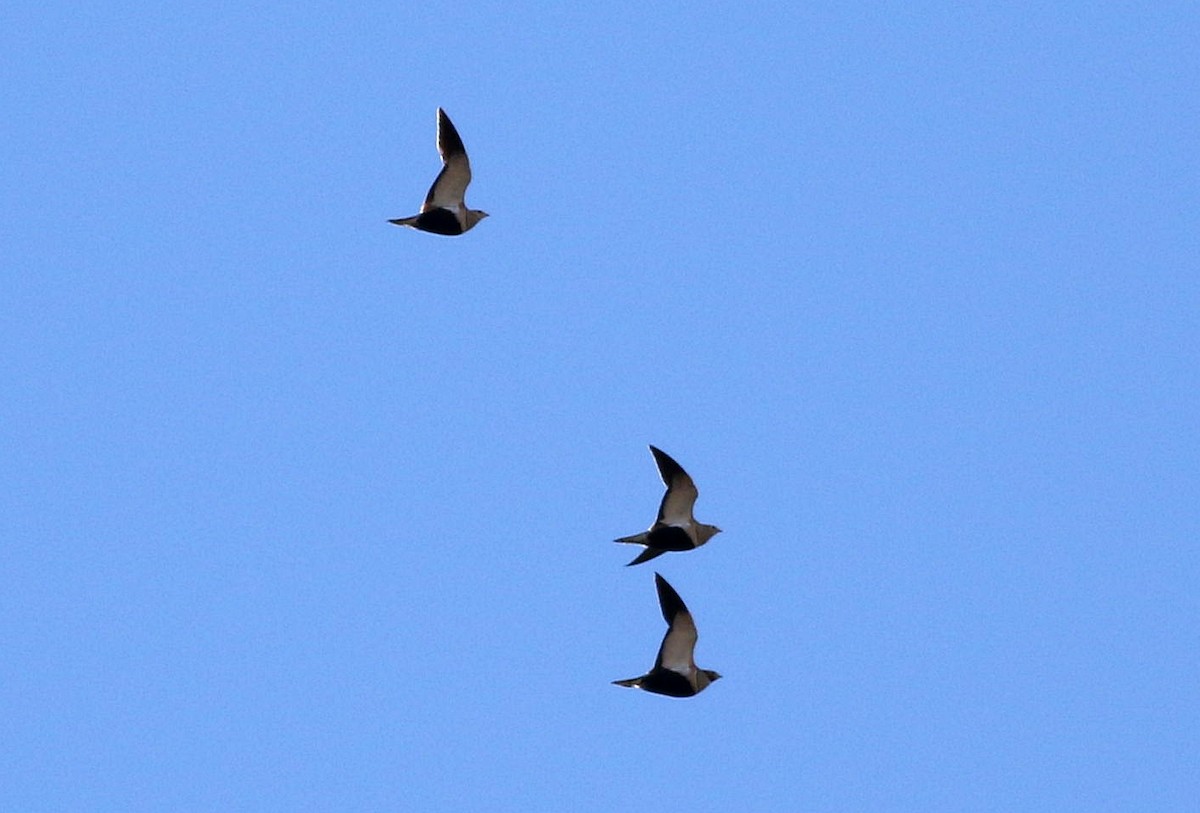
[615,531,664,565]
[612,678,641,688]
[389,215,419,227]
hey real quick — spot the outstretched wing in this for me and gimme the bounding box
[652,573,699,676]
[626,546,668,567]
[422,108,473,211]
[649,445,699,527]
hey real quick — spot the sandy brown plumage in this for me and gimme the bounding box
[614,445,721,566]
[613,573,722,698]
[389,108,488,236]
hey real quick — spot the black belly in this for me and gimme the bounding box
[639,669,697,698]
[416,208,464,235]
[647,525,694,551]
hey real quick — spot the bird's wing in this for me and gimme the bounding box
[422,108,472,211]
[626,546,667,567]
[652,574,699,675]
[649,446,699,526]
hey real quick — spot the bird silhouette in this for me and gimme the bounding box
[614,445,721,566]
[613,573,722,697]
[389,108,488,236]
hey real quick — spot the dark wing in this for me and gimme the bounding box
[626,546,668,567]
[422,108,472,211]
[652,573,699,675]
[649,445,699,526]
[436,107,467,160]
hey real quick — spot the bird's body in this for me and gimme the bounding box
[613,573,721,698]
[390,108,488,236]
[615,445,721,566]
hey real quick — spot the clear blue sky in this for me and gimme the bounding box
[3,3,1197,810]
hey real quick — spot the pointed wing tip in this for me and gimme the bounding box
[647,444,676,469]
[626,547,665,567]
[434,109,467,161]
[648,445,686,478]
[654,573,690,620]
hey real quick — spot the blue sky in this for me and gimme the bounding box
[2,3,1197,810]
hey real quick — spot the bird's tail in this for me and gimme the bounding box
[388,216,419,228]
[614,532,649,546]
[612,678,642,688]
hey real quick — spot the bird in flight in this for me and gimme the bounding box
[614,445,722,566]
[389,108,488,236]
[613,573,722,697]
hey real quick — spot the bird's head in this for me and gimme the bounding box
[697,524,722,545]
[464,209,489,231]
